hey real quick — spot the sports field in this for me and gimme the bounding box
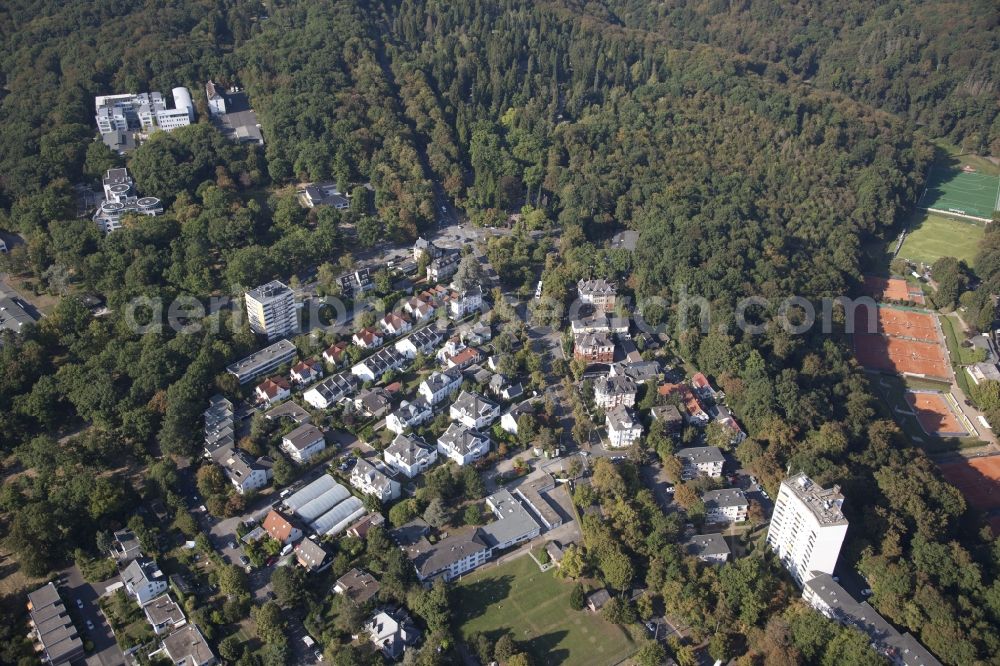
[904,390,968,437]
[938,455,1000,512]
[918,162,999,221]
[454,555,635,666]
[899,213,986,265]
[862,276,925,305]
[854,304,939,342]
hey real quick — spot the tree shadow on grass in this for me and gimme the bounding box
[524,629,570,665]
[455,574,514,623]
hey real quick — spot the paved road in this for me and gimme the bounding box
[56,565,126,666]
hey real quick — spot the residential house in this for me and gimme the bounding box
[691,372,720,401]
[122,558,169,605]
[334,568,381,605]
[110,528,143,562]
[290,359,323,385]
[683,534,731,564]
[658,382,710,424]
[386,400,432,434]
[303,182,349,209]
[353,327,383,350]
[294,538,328,572]
[143,595,186,635]
[577,278,617,311]
[437,423,491,465]
[610,359,661,384]
[222,449,273,494]
[351,347,406,383]
[398,525,492,581]
[254,376,291,406]
[395,326,443,359]
[459,320,492,346]
[384,434,438,478]
[158,623,216,666]
[586,588,612,612]
[500,400,534,436]
[264,401,311,425]
[280,423,326,463]
[338,267,373,297]
[303,372,358,409]
[488,374,522,402]
[574,332,614,363]
[703,488,749,524]
[593,374,637,409]
[570,314,610,337]
[354,387,393,418]
[403,296,436,322]
[450,391,500,429]
[715,405,747,445]
[350,459,401,502]
[413,237,442,263]
[427,252,460,282]
[606,405,643,448]
[322,341,350,367]
[676,446,725,480]
[379,312,412,338]
[651,404,684,432]
[447,286,484,320]
[365,608,422,660]
[445,346,483,370]
[418,367,463,405]
[263,510,303,544]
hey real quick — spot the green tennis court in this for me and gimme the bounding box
[918,165,999,221]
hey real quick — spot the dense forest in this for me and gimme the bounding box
[0,0,998,664]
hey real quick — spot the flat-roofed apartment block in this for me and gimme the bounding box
[143,594,186,635]
[702,488,748,524]
[226,339,297,385]
[245,280,298,340]
[767,473,848,585]
[675,446,725,480]
[27,583,85,666]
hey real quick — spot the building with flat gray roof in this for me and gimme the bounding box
[227,339,297,384]
[0,296,37,334]
[482,489,541,550]
[245,280,298,340]
[683,533,730,563]
[27,583,84,666]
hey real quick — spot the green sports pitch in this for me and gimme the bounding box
[917,164,999,221]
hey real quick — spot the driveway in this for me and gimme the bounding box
[57,565,126,666]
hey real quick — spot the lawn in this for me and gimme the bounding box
[898,212,985,266]
[454,555,635,666]
[939,314,987,366]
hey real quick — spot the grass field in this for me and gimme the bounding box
[899,212,985,265]
[454,555,636,666]
[939,314,987,366]
[917,146,1000,221]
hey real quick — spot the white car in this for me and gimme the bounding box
[75,599,84,609]
[86,620,95,631]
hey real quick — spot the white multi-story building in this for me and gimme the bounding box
[593,374,637,409]
[606,405,642,448]
[302,372,357,409]
[449,391,500,430]
[386,400,432,434]
[205,81,227,116]
[94,89,193,134]
[675,446,725,480]
[577,278,617,311]
[245,280,298,341]
[767,473,849,585]
[447,287,484,320]
[418,368,463,405]
[437,423,490,466]
[93,168,163,233]
[384,434,438,478]
[122,558,169,605]
[222,449,272,495]
[350,459,401,502]
[703,488,749,524]
[280,424,326,463]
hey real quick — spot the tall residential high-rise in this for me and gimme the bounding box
[245,280,298,340]
[766,472,848,585]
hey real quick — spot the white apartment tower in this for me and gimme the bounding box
[766,473,848,585]
[245,280,298,340]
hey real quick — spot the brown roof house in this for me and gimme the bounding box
[263,510,303,544]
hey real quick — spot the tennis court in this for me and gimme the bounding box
[904,390,967,437]
[855,333,950,379]
[853,304,939,342]
[938,455,1000,512]
[862,276,925,305]
[918,164,999,221]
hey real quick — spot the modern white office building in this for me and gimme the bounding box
[767,473,849,585]
[245,280,298,340]
[93,168,163,233]
[94,88,193,134]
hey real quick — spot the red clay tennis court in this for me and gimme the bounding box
[854,333,950,379]
[854,304,939,342]
[863,276,926,305]
[938,455,1000,512]
[904,391,967,436]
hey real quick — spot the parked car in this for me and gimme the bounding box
[85,620,94,631]
[315,649,324,662]
[861,588,873,596]
[239,555,251,567]
[75,599,84,609]
[228,541,237,550]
